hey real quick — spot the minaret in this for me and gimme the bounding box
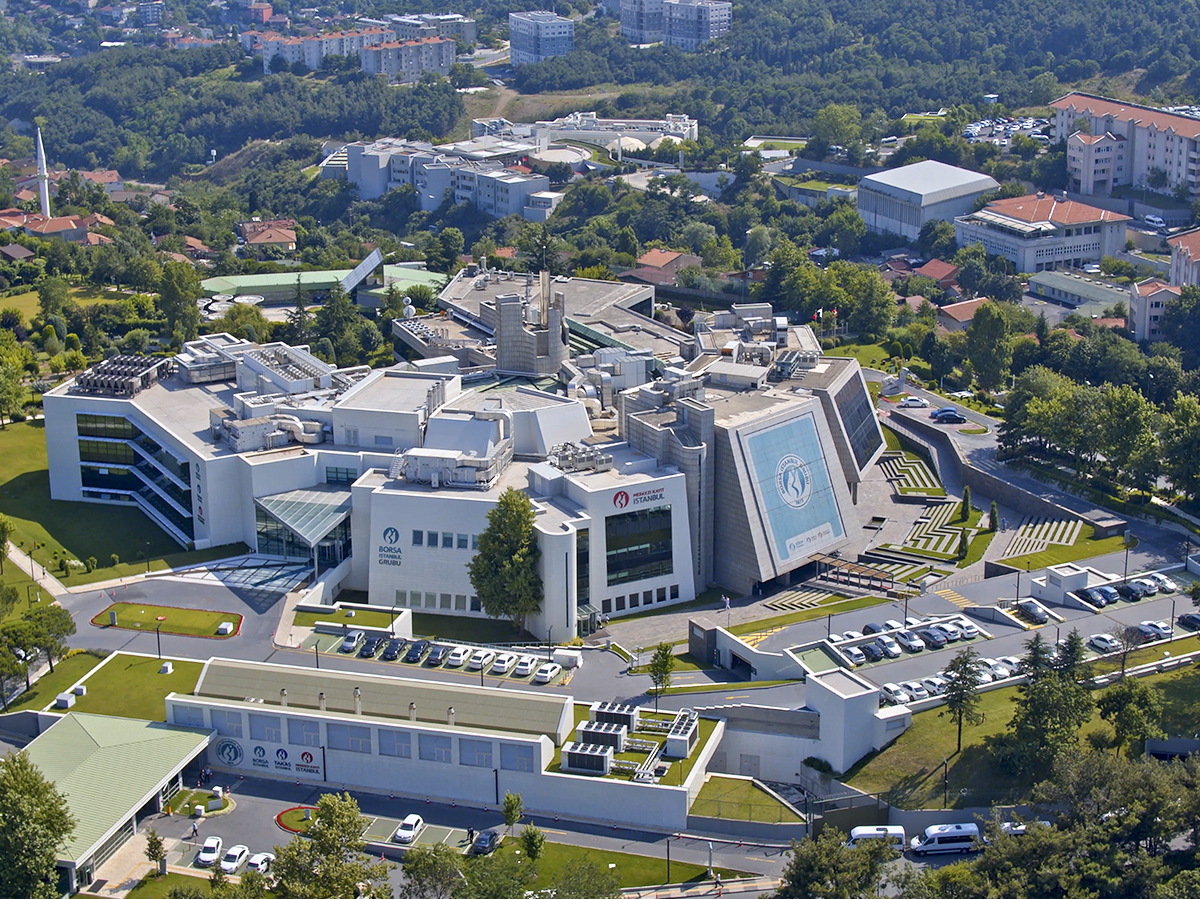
[35,128,50,218]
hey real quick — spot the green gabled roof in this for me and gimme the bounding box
[23,713,211,863]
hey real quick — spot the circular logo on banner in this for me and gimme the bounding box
[383,527,400,544]
[613,491,629,509]
[214,739,243,767]
[301,751,314,764]
[253,746,266,759]
[276,748,289,762]
[775,454,814,509]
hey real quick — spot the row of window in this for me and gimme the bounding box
[600,584,679,614]
[394,590,482,612]
[180,706,535,770]
[413,530,479,550]
[326,467,358,485]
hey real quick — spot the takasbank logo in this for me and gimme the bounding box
[214,739,243,766]
[383,527,400,544]
[613,491,629,509]
[276,748,289,762]
[775,454,814,510]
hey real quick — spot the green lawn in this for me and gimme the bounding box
[2,284,117,324]
[960,427,989,435]
[411,613,535,644]
[0,419,249,584]
[69,654,204,720]
[664,679,796,695]
[121,873,212,899]
[1092,634,1200,675]
[278,806,318,833]
[959,529,997,568]
[727,596,890,636]
[494,840,747,887]
[827,342,932,380]
[1002,525,1131,569]
[92,602,242,638]
[691,775,802,823]
[4,651,106,713]
[0,565,51,625]
[292,608,402,629]
[881,426,902,452]
[547,716,718,785]
[845,664,1200,809]
[170,788,229,816]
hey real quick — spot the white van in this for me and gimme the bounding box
[847,825,906,849]
[1145,214,1167,230]
[909,822,982,855]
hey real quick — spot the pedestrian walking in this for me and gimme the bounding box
[467,826,476,843]
[191,821,199,838]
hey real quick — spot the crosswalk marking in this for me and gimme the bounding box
[934,587,973,610]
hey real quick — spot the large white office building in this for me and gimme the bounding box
[508,11,574,66]
[662,0,731,51]
[857,160,999,242]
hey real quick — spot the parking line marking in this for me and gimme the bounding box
[725,694,751,699]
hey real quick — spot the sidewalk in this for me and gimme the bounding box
[622,876,779,898]
[6,542,69,598]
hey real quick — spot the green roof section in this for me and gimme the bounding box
[24,713,211,863]
[201,270,352,296]
[360,265,447,300]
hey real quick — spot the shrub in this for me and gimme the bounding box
[85,556,97,573]
[803,756,834,774]
[10,412,24,422]
[109,553,120,567]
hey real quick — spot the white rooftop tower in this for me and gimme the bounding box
[35,127,50,218]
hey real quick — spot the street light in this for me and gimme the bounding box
[314,644,320,669]
[390,601,396,637]
[25,584,39,609]
[145,540,151,575]
[547,627,553,661]
[1123,530,1132,584]
[155,619,164,659]
[943,757,949,809]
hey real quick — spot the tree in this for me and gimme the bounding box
[209,863,228,894]
[1163,394,1200,501]
[453,851,530,899]
[518,824,545,867]
[917,220,958,260]
[467,488,543,631]
[988,500,998,532]
[647,642,675,712]
[956,530,969,560]
[400,843,462,899]
[287,276,313,344]
[271,791,392,899]
[0,360,24,429]
[775,826,893,899]
[144,827,166,871]
[959,484,972,521]
[502,791,524,835]
[966,303,1011,391]
[1,621,38,689]
[37,277,69,319]
[810,103,863,151]
[0,750,76,899]
[999,657,1093,776]
[315,284,356,353]
[551,858,620,899]
[159,261,202,343]
[517,223,562,273]
[0,649,23,711]
[1098,678,1164,756]
[0,513,13,574]
[943,648,984,753]
[23,604,76,673]
[1108,624,1144,678]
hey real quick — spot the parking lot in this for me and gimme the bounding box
[361,815,474,851]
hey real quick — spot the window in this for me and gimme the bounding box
[427,531,439,548]
[616,596,626,611]
[249,713,282,743]
[472,534,479,550]
[630,594,639,608]
[657,587,666,603]
[440,593,451,609]
[644,590,652,606]
[442,532,453,549]
[455,594,467,610]
[328,723,372,753]
[419,733,452,762]
[378,728,413,758]
[501,743,536,772]
[288,718,321,747]
[470,596,481,611]
[602,598,612,613]
[326,466,357,484]
[412,530,424,546]
[606,507,673,586]
[395,590,407,607]
[211,710,242,738]
[374,435,393,447]
[576,527,590,606]
[173,705,205,728]
[425,592,437,608]
[457,533,468,549]
[459,738,493,767]
[670,584,679,599]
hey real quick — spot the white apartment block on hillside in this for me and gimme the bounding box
[359,37,455,83]
[663,0,731,51]
[1169,229,1200,287]
[621,0,663,44]
[1053,92,1200,198]
[387,13,478,43]
[508,11,574,66]
[257,27,394,73]
[1129,277,1181,342]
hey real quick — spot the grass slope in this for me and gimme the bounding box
[494,840,746,887]
[691,775,802,822]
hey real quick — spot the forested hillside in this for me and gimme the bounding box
[0,46,463,179]
[519,0,1200,139]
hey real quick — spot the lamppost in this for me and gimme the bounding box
[1123,529,1132,584]
[155,618,164,659]
[547,627,553,661]
[1171,598,1177,637]
[314,644,320,669]
[390,600,397,638]
[145,540,151,574]
[25,584,38,609]
[943,757,949,809]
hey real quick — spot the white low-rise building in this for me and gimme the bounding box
[857,160,999,242]
[1130,277,1181,342]
[954,192,1129,273]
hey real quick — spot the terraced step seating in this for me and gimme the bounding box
[880,451,946,497]
[896,502,979,557]
[1002,517,1083,559]
[764,588,836,612]
[865,560,953,585]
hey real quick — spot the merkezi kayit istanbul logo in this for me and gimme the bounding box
[378,526,404,567]
[214,739,243,766]
[775,454,814,510]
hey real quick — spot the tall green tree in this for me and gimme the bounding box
[37,278,69,319]
[399,843,462,899]
[271,791,392,899]
[0,512,14,575]
[943,648,984,753]
[966,302,1011,391]
[776,826,894,899]
[467,488,543,631]
[502,791,524,835]
[0,751,76,899]
[0,649,23,711]
[1163,394,1200,501]
[0,360,24,429]
[315,284,356,352]
[1097,678,1164,756]
[453,851,530,899]
[159,261,202,343]
[551,858,620,899]
[22,604,75,673]
[286,274,313,344]
[648,642,675,712]
[518,824,545,866]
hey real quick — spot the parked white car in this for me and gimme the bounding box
[1146,573,1178,593]
[898,396,930,408]
[513,655,539,677]
[445,646,471,667]
[197,837,223,868]
[930,622,962,642]
[883,619,904,631]
[841,630,865,641]
[468,649,497,671]
[220,845,249,874]
[921,676,949,696]
[1141,620,1173,640]
[246,852,275,875]
[955,619,980,639]
[998,655,1023,674]
[490,652,518,674]
[981,658,1011,679]
[534,662,562,684]
[393,814,425,844]
[880,683,910,704]
[899,680,930,700]
[972,663,994,684]
[895,630,925,652]
[843,645,867,666]
[1089,634,1121,653]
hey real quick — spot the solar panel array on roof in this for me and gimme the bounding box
[576,720,627,751]
[590,701,639,730]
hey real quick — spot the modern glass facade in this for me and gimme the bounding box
[255,505,352,563]
[605,505,673,586]
[575,527,590,605]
